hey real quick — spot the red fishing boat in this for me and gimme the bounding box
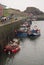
[4,43,20,54]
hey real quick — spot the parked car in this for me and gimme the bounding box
[1,16,7,22]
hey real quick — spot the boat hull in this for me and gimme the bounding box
[16,32,27,38]
[28,33,40,37]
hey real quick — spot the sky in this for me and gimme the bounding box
[0,0,44,12]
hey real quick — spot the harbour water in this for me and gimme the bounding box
[0,21,44,65]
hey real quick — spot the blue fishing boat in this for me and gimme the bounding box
[15,24,28,38]
[16,31,27,38]
[27,29,40,37]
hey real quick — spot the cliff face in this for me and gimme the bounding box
[24,7,44,15]
[5,7,44,17]
[1,3,44,16]
[4,8,28,17]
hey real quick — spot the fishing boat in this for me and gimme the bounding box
[15,25,28,38]
[27,25,40,37]
[28,31,40,37]
[4,43,20,54]
[16,31,27,38]
[12,38,20,45]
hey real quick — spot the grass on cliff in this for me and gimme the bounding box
[3,9,10,16]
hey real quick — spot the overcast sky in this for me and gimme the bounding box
[0,0,44,12]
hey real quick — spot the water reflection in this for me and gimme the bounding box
[0,53,14,65]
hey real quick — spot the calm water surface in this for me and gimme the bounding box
[0,21,44,65]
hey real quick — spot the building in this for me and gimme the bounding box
[0,4,6,17]
[0,4,3,17]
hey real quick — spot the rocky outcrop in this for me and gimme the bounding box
[24,7,44,15]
